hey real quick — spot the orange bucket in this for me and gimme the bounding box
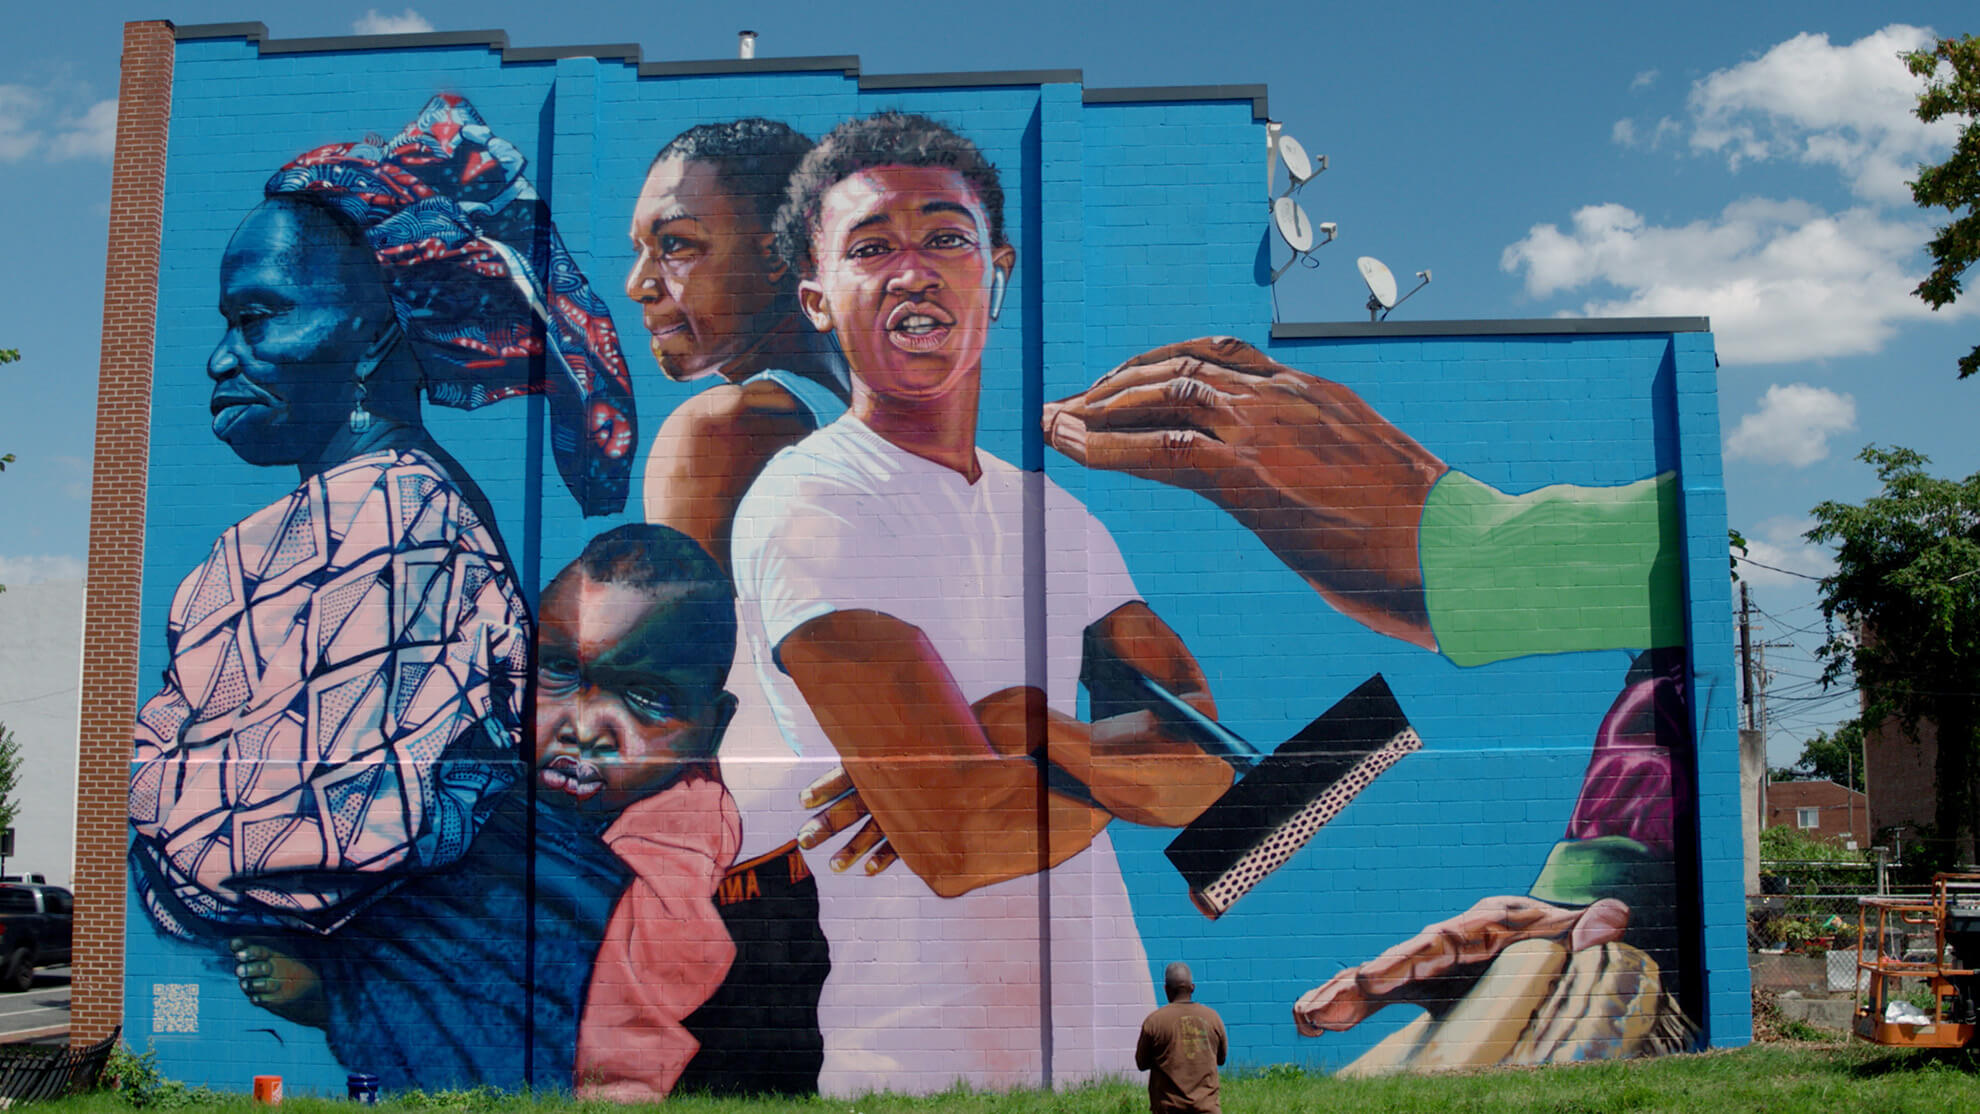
[253,1075,283,1104]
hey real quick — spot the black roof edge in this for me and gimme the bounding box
[859,69,1083,90]
[168,24,1273,113]
[174,24,856,76]
[176,22,512,53]
[260,30,511,55]
[1271,317,1712,339]
[177,24,517,55]
[637,56,862,77]
[172,21,270,39]
[1084,84,1269,121]
[505,43,644,65]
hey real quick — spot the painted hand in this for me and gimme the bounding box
[1291,895,1630,1036]
[797,766,899,877]
[229,937,329,1029]
[1042,336,1448,647]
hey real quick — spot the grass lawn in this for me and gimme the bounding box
[47,1038,1980,1114]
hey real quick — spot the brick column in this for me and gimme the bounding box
[72,18,173,1046]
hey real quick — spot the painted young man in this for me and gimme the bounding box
[233,525,742,1097]
[727,112,1235,1095]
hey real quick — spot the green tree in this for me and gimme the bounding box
[1906,34,1980,379]
[1,347,12,597]
[1772,719,1867,791]
[0,724,18,842]
[0,347,13,474]
[1807,445,1980,868]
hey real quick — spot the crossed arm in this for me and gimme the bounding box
[779,601,1233,898]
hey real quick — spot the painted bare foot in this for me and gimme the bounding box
[229,937,328,1029]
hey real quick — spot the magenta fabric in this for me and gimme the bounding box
[1567,650,1690,855]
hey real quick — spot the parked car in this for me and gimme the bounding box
[0,885,70,992]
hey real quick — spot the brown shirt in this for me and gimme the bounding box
[1136,999,1228,1114]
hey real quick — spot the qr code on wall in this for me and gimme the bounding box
[152,983,197,1034]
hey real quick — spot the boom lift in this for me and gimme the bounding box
[1853,872,1980,1047]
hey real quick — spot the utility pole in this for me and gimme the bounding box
[1762,642,1779,833]
[1741,583,1756,731]
[1742,583,1769,831]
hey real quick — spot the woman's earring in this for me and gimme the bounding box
[989,267,1009,322]
[349,380,372,434]
[349,322,402,435]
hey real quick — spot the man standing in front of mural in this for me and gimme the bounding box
[1136,962,1227,1114]
[729,111,1238,1095]
[1040,337,1695,1068]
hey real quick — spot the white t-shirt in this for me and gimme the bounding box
[727,414,1156,1096]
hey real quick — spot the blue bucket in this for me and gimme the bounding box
[346,1074,381,1104]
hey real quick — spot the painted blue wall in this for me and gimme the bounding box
[125,30,1748,1093]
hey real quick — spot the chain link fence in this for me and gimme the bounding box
[1749,859,1885,996]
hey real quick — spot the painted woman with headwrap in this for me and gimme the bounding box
[126,96,636,1083]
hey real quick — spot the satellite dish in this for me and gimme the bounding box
[1357,256,1398,309]
[1274,197,1315,253]
[1356,255,1433,320]
[1277,135,1314,186]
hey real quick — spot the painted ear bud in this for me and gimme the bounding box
[989,267,1009,322]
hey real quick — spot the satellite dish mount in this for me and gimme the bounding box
[1356,256,1432,321]
[1266,123,1336,288]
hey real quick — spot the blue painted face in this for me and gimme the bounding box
[207,199,394,467]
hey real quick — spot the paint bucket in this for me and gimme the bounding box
[347,1074,381,1104]
[253,1075,283,1104]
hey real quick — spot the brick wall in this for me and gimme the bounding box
[72,18,173,1046]
[1764,780,1870,847]
[1864,713,1937,840]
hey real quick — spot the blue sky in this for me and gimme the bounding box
[2,1,1974,764]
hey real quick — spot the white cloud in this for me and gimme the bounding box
[352,8,435,35]
[1610,115,1681,151]
[1686,24,1956,204]
[49,99,115,160]
[0,85,46,161]
[1725,383,1857,467]
[1737,516,1835,589]
[0,555,85,586]
[1501,197,1969,364]
[1631,69,1660,92]
[0,85,115,162]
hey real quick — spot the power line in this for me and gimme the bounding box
[0,685,76,709]
[1737,557,1827,581]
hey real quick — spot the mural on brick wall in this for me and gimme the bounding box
[125,67,1724,1100]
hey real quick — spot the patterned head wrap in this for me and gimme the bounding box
[265,94,636,516]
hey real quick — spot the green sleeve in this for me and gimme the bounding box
[1527,836,1674,907]
[1418,471,1684,667]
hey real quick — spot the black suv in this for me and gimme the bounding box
[0,885,71,992]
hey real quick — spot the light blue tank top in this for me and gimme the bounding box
[744,367,849,429]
